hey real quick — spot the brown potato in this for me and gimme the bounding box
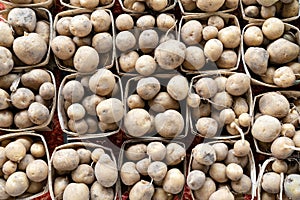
[21,69,51,91]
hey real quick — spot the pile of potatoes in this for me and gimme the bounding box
[0,7,50,73]
[189,73,252,138]
[179,0,238,13]
[251,91,300,159]
[50,144,117,200]
[124,74,189,138]
[65,0,113,9]
[258,158,300,199]
[242,0,299,20]
[243,17,300,87]
[122,0,174,12]
[60,69,123,136]
[0,69,55,130]
[0,134,49,198]
[189,141,254,200]
[51,9,114,73]
[120,140,186,199]
[115,13,186,74]
[180,14,241,72]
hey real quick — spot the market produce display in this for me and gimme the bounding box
[0,0,299,199]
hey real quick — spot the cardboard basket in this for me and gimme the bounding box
[0,131,50,199]
[123,74,188,139]
[57,72,123,140]
[178,12,241,74]
[0,0,53,9]
[118,138,186,200]
[241,22,300,88]
[115,13,178,76]
[178,0,238,15]
[52,8,115,73]
[60,0,114,10]
[0,69,56,132]
[0,7,52,71]
[189,71,253,140]
[251,91,300,156]
[118,0,177,13]
[189,140,256,200]
[240,0,300,22]
[49,142,118,200]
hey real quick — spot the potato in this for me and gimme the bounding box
[53,177,69,200]
[89,68,115,96]
[262,17,284,40]
[187,170,206,190]
[271,136,295,159]
[129,180,154,200]
[261,67,276,84]
[193,177,216,199]
[69,15,92,37]
[80,0,99,9]
[147,142,166,161]
[152,188,173,200]
[90,181,114,200]
[225,0,238,8]
[167,75,189,101]
[146,0,168,11]
[262,172,281,194]
[216,50,238,69]
[90,10,111,33]
[96,98,123,123]
[261,5,276,18]
[28,102,49,125]
[116,31,136,52]
[21,69,51,91]
[2,160,17,176]
[35,20,50,44]
[212,91,233,110]
[91,148,105,163]
[196,117,219,138]
[15,136,32,152]
[73,46,99,73]
[212,143,228,161]
[192,143,216,166]
[209,187,234,200]
[125,108,152,137]
[26,159,48,182]
[30,141,46,158]
[138,30,159,54]
[165,143,186,166]
[115,14,134,31]
[73,37,92,48]
[244,5,260,17]
[273,66,296,88]
[0,22,14,48]
[183,46,206,70]
[209,163,228,183]
[5,141,26,162]
[155,110,184,138]
[8,8,36,36]
[71,164,95,184]
[267,38,300,64]
[0,89,10,110]
[136,15,155,30]
[204,39,223,62]
[226,163,243,181]
[218,25,241,48]
[127,94,145,109]
[155,39,186,70]
[243,26,264,46]
[162,168,184,195]
[92,32,113,54]
[136,77,160,100]
[180,20,203,45]
[226,73,250,96]
[0,74,19,91]
[119,51,139,72]
[10,87,34,110]
[207,15,225,30]
[51,36,76,61]
[233,139,250,157]
[63,183,89,200]
[272,159,288,173]
[62,80,84,103]
[18,154,34,171]
[56,17,72,36]
[0,179,9,199]
[125,144,147,161]
[252,115,281,142]
[120,162,140,186]
[195,77,218,99]
[259,92,290,118]
[0,47,13,76]
[53,149,80,171]
[81,95,104,116]
[202,26,218,41]
[196,0,225,11]
[148,161,168,181]
[135,55,157,76]
[135,158,150,176]
[94,154,118,187]
[257,0,278,6]
[5,171,29,197]
[282,0,299,18]
[224,149,248,167]
[14,110,34,129]
[13,33,47,65]
[180,0,196,10]
[68,119,88,134]
[284,174,300,199]
[244,47,269,75]
[39,82,55,100]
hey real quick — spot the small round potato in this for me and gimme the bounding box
[52,148,80,171]
[180,20,203,45]
[0,110,13,128]
[88,68,116,96]
[71,164,95,184]
[147,142,166,161]
[273,66,296,88]
[11,88,35,110]
[90,10,111,33]
[39,82,55,100]
[192,143,216,166]
[0,22,14,48]
[147,0,168,11]
[207,15,225,30]
[80,0,99,9]
[202,26,218,41]
[167,75,189,101]
[14,110,34,129]
[262,172,281,194]
[120,162,140,186]
[259,92,290,118]
[135,55,157,76]
[262,17,284,40]
[92,32,113,54]
[209,163,228,183]
[115,14,134,31]
[0,89,10,110]
[216,50,238,69]
[212,143,228,161]
[148,161,168,181]
[94,154,118,188]
[244,6,260,18]
[243,26,264,46]
[26,159,48,182]
[187,170,206,190]
[226,163,243,181]
[91,181,114,200]
[8,8,36,36]
[119,51,139,72]
[218,25,241,48]
[62,80,85,103]
[225,73,250,96]
[0,47,14,76]
[5,171,29,197]
[136,77,161,100]
[196,117,218,138]
[139,29,159,53]
[56,17,72,36]
[163,168,185,194]
[244,47,269,76]
[116,31,136,52]
[28,102,50,125]
[155,110,184,138]
[136,15,155,30]
[74,46,99,73]
[124,108,152,137]
[129,180,154,200]
[96,98,124,123]
[165,143,186,166]
[156,14,176,31]
[69,15,92,37]
[204,39,223,62]
[63,183,89,200]
[183,46,206,70]
[51,36,76,60]
[195,77,218,99]
[252,115,281,143]
[125,144,147,161]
